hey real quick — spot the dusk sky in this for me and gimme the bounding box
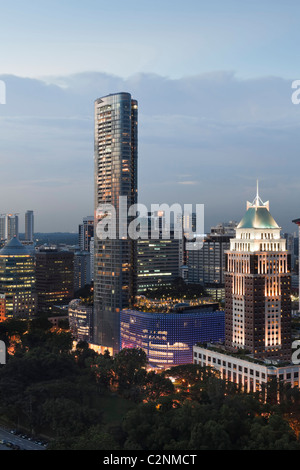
[0,0,300,233]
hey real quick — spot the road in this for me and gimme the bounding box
[0,427,46,451]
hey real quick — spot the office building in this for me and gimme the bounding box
[68,298,93,343]
[25,210,34,242]
[0,237,36,319]
[90,237,94,282]
[193,346,300,394]
[79,216,94,252]
[187,221,237,300]
[137,212,182,293]
[224,190,291,361]
[74,250,91,292]
[293,218,300,311]
[35,246,74,314]
[193,188,299,395]
[93,92,138,354]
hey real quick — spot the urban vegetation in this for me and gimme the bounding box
[1,318,300,450]
[142,277,207,300]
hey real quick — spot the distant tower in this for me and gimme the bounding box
[25,210,34,242]
[79,216,94,252]
[94,92,138,354]
[225,184,292,361]
[74,250,91,292]
[0,214,19,241]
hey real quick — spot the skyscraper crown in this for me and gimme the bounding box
[237,181,279,230]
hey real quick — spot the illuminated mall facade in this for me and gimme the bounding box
[121,305,224,369]
[194,188,300,392]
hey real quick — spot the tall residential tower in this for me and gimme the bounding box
[94,92,138,354]
[25,210,34,242]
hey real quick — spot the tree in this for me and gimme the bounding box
[113,348,148,392]
[142,370,174,401]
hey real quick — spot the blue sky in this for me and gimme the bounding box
[0,1,300,232]
[1,0,300,80]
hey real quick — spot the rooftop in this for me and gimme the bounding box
[237,206,279,229]
[237,182,279,230]
[0,237,30,256]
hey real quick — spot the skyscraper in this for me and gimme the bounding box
[187,221,237,299]
[94,92,138,354]
[35,246,74,314]
[292,218,300,311]
[74,250,91,292]
[25,210,34,242]
[137,211,182,293]
[224,189,291,361]
[193,187,298,395]
[0,237,36,319]
[0,214,19,241]
[79,216,94,252]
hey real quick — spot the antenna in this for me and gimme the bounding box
[252,179,264,207]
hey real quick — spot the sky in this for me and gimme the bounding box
[0,0,300,233]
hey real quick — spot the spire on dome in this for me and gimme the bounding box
[246,180,269,210]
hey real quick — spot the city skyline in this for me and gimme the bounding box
[0,1,300,234]
[1,1,300,454]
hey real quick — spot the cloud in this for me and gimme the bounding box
[0,70,299,232]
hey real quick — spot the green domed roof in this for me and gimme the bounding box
[237,206,279,229]
[0,237,30,256]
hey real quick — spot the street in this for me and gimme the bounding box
[0,427,46,451]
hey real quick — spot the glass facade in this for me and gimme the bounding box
[35,247,74,314]
[68,299,93,343]
[120,308,225,369]
[0,238,36,319]
[94,93,138,354]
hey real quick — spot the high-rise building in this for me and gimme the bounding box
[74,250,91,292]
[25,210,34,242]
[0,237,36,319]
[0,214,19,241]
[187,230,233,285]
[187,221,237,300]
[224,191,291,361]
[194,188,299,396]
[68,299,93,343]
[137,212,182,293]
[90,237,94,282]
[93,92,138,354]
[79,216,94,252]
[35,246,74,314]
[293,218,300,311]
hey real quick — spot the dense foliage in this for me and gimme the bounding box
[0,318,300,450]
[142,277,206,300]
